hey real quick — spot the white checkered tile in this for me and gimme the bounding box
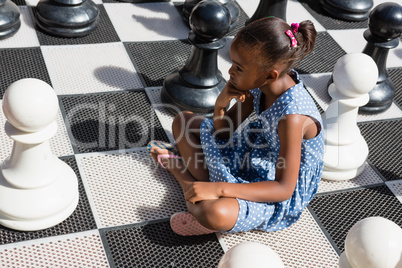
[41,43,143,95]
[0,230,109,268]
[76,149,187,228]
[104,2,189,42]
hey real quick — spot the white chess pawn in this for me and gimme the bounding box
[0,78,79,231]
[322,53,378,181]
[339,217,402,268]
[218,242,285,268]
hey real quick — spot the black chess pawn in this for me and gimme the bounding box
[359,2,402,114]
[36,0,99,38]
[0,0,21,39]
[246,0,288,25]
[319,0,373,21]
[162,0,230,117]
[182,0,239,31]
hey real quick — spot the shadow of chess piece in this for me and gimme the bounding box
[322,53,378,181]
[161,0,230,117]
[0,78,79,231]
[319,0,373,21]
[0,0,21,39]
[182,0,239,31]
[359,2,402,114]
[246,0,288,25]
[36,0,99,37]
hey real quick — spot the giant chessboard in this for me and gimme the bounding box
[0,0,401,267]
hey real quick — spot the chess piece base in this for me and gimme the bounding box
[36,0,100,38]
[0,161,79,231]
[320,0,373,21]
[322,137,368,181]
[0,0,21,40]
[246,0,288,25]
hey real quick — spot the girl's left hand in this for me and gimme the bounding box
[184,182,222,204]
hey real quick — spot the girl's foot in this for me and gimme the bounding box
[170,211,216,236]
[156,154,182,170]
[148,141,183,170]
[147,140,178,155]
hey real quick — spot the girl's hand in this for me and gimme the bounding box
[184,182,222,204]
[215,82,251,110]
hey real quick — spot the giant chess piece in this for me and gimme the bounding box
[161,0,230,117]
[322,53,378,181]
[0,78,79,231]
[218,242,285,268]
[359,2,402,114]
[36,0,99,37]
[0,0,21,39]
[319,0,373,21]
[182,0,239,31]
[339,217,402,268]
[246,0,288,25]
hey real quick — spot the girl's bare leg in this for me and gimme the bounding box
[186,197,239,231]
[149,147,239,231]
[150,111,239,231]
[172,111,209,182]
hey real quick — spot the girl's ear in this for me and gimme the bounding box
[266,70,279,81]
[259,69,279,87]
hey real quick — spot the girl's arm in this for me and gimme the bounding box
[185,114,304,203]
[213,82,254,139]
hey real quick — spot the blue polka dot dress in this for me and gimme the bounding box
[200,71,324,233]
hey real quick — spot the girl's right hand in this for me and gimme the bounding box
[215,81,250,110]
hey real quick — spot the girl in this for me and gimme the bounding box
[149,17,324,236]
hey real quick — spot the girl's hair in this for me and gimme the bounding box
[233,17,317,75]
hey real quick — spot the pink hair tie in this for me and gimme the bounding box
[285,30,297,47]
[291,23,299,33]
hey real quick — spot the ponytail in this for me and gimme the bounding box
[294,20,317,64]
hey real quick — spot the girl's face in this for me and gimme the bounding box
[228,41,270,91]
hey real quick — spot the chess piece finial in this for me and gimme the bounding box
[218,242,285,268]
[36,0,99,37]
[0,0,21,39]
[0,78,79,231]
[182,0,239,32]
[322,53,378,181]
[161,0,230,117]
[368,2,402,41]
[359,2,402,114]
[189,0,231,41]
[3,78,59,133]
[339,217,402,268]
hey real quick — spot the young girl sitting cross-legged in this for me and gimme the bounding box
[149,17,324,236]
